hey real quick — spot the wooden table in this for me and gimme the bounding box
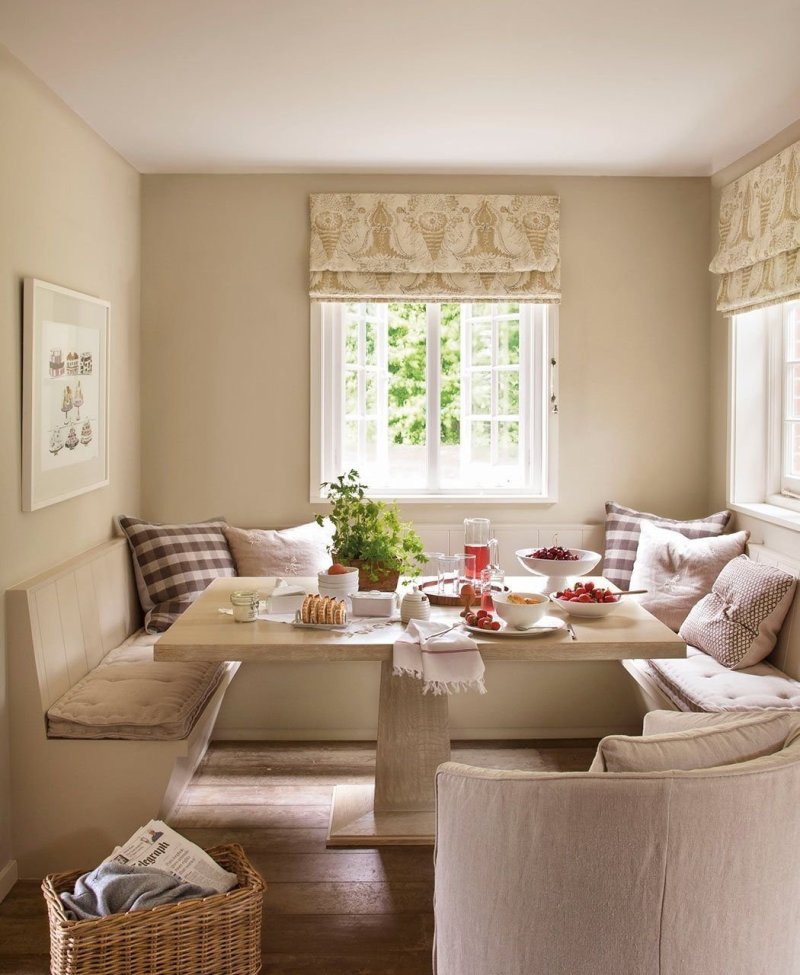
[155,575,685,846]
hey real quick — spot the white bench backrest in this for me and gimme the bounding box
[749,544,800,681]
[7,538,141,712]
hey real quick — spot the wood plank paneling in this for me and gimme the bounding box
[33,584,70,707]
[75,562,104,669]
[56,574,89,688]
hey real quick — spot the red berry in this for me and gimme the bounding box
[491,620,501,630]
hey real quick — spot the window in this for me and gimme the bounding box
[779,301,800,498]
[311,301,557,500]
[729,299,800,516]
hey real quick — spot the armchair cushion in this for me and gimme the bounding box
[642,709,755,735]
[590,710,800,773]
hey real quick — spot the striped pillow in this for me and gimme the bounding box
[118,516,235,633]
[603,501,732,589]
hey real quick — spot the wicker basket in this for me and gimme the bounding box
[42,843,265,975]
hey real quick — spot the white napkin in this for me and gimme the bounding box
[393,619,486,695]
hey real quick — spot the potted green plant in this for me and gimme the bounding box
[315,470,427,591]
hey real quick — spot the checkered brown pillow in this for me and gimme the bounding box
[679,555,796,670]
[118,516,236,633]
[603,501,732,589]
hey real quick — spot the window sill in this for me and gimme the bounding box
[310,493,558,505]
[730,501,800,533]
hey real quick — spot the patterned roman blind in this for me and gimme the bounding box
[309,193,560,302]
[710,138,800,315]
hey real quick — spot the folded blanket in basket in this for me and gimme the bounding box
[60,862,217,921]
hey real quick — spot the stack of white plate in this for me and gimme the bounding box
[318,568,359,598]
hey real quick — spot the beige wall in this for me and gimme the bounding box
[0,48,141,876]
[141,173,710,739]
[709,118,800,555]
[142,173,711,527]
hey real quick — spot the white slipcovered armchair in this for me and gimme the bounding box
[434,712,800,975]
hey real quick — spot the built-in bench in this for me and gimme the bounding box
[6,538,238,877]
[623,543,800,714]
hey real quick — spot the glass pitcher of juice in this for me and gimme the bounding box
[464,518,498,579]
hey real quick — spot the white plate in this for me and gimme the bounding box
[464,615,566,637]
[291,621,349,631]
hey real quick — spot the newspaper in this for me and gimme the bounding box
[106,820,237,893]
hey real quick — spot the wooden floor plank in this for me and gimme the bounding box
[169,803,331,828]
[248,850,433,883]
[265,881,432,915]
[178,826,333,854]
[0,956,50,974]
[180,783,335,805]
[260,950,433,974]
[194,769,374,787]
[261,912,434,954]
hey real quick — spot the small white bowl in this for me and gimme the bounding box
[516,548,602,579]
[549,592,621,618]
[318,567,359,597]
[492,591,550,628]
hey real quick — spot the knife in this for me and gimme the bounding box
[566,622,577,641]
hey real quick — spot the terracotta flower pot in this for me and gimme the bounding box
[347,559,400,592]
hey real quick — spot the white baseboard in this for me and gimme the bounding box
[0,859,18,903]
[212,725,635,742]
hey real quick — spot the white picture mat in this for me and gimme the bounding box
[22,279,110,511]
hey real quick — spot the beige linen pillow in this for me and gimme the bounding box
[629,522,748,631]
[590,711,800,773]
[603,501,732,589]
[225,520,334,577]
[679,554,796,670]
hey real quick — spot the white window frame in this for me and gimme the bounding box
[728,299,800,525]
[310,301,558,503]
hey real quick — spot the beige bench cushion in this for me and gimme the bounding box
[643,646,800,712]
[47,629,225,740]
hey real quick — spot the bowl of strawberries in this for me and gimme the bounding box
[550,582,621,618]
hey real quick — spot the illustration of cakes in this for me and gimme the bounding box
[66,351,80,375]
[49,348,64,377]
[80,420,93,445]
[49,429,64,455]
[61,386,73,421]
[73,381,84,419]
[65,425,78,450]
[80,352,92,375]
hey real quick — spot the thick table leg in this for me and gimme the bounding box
[327,661,450,846]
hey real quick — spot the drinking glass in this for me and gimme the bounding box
[437,554,477,594]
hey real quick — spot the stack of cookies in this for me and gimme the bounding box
[300,594,347,625]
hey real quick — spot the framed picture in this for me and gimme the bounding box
[22,278,110,511]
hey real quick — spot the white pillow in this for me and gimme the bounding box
[224,521,334,577]
[629,522,748,631]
